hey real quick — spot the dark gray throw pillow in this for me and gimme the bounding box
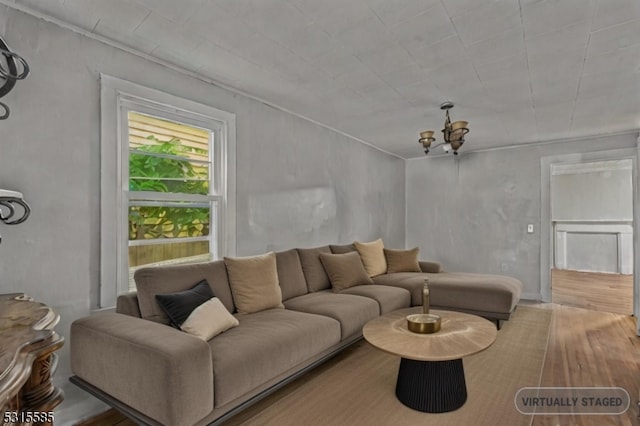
[155,280,214,328]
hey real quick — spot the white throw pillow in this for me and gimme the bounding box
[180,297,239,341]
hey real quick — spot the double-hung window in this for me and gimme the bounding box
[100,75,236,308]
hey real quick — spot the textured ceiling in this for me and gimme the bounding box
[6,0,640,158]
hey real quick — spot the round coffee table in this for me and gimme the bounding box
[363,307,497,413]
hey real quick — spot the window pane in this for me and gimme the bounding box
[129,203,210,240]
[129,152,210,195]
[128,240,211,291]
[128,111,211,195]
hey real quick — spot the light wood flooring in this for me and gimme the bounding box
[78,303,640,426]
[75,409,134,426]
[528,302,639,426]
[552,269,633,315]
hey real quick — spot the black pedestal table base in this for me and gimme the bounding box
[395,357,467,413]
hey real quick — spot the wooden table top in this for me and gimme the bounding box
[363,307,497,362]
[0,293,59,376]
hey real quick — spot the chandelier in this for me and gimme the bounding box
[418,101,469,155]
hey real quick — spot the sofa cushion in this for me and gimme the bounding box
[341,285,411,314]
[224,252,284,314]
[155,279,214,328]
[284,291,379,339]
[384,247,421,273]
[135,260,234,324]
[297,246,332,292]
[275,249,308,301]
[209,308,341,407]
[180,297,239,340]
[329,243,356,254]
[354,238,387,277]
[320,252,374,291]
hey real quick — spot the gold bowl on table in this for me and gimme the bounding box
[406,313,442,334]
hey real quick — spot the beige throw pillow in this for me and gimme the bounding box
[384,247,421,273]
[224,252,284,314]
[354,238,387,277]
[180,297,239,341]
[319,252,374,292]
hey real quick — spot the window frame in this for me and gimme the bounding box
[100,75,236,308]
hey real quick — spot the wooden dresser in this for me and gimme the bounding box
[0,293,64,425]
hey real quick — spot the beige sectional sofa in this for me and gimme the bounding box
[70,243,522,426]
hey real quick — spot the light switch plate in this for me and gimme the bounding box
[527,224,534,233]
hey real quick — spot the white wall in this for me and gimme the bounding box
[551,160,633,221]
[0,9,405,424]
[550,160,634,274]
[406,133,639,300]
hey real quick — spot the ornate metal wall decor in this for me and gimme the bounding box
[0,189,31,244]
[0,35,30,120]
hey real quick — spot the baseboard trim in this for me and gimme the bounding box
[521,292,542,301]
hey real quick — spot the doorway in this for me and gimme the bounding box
[540,148,640,326]
[550,159,634,314]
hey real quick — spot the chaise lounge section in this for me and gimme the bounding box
[70,241,522,425]
[372,271,522,325]
[328,242,522,326]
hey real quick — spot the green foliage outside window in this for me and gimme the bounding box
[129,135,210,240]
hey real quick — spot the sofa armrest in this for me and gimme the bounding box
[116,291,141,317]
[71,313,213,426]
[419,261,442,273]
